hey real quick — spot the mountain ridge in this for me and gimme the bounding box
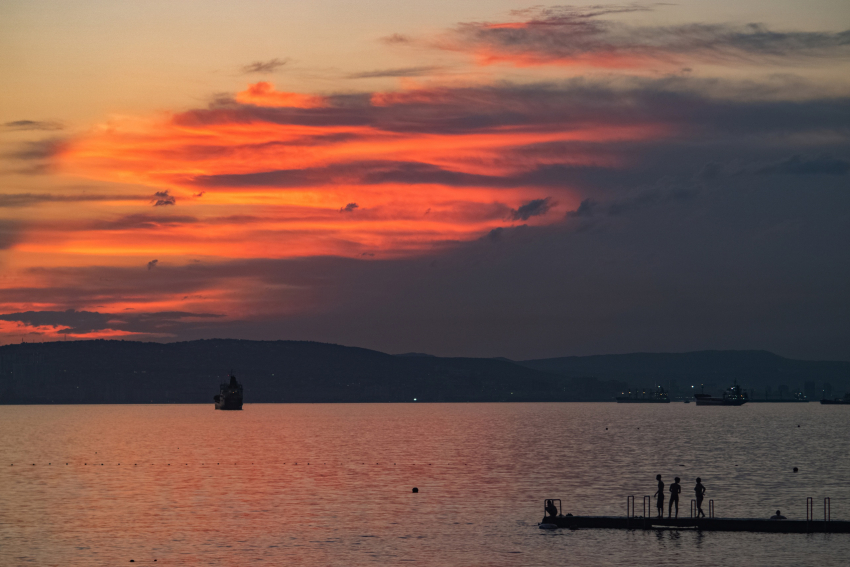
[0,340,846,403]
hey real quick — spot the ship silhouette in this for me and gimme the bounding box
[214,371,243,410]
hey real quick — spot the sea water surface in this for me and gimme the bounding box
[1,403,849,566]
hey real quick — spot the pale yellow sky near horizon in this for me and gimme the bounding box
[2,0,849,126]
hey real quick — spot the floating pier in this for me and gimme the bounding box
[540,497,850,534]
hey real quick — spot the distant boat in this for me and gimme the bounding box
[616,385,670,403]
[214,372,243,410]
[821,394,850,405]
[694,382,748,406]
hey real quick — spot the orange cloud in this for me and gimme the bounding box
[0,319,145,342]
[0,79,678,334]
[44,82,678,269]
[235,82,327,108]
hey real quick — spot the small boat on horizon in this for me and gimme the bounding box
[214,371,243,410]
[820,394,850,405]
[694,382,748,406]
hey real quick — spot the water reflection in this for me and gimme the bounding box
[0,403,848,565]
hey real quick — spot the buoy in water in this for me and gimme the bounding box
[793,467,799,472]
[412,487,419,493]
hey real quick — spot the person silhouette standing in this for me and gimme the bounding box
[694,478,706,518]
[668,477,682,518]
[654,475,665,518]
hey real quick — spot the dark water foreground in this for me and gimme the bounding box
[1,403,848,566]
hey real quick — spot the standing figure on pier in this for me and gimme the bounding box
[654,474,665,518]
[694,478,706,518]
[668,477,682,518]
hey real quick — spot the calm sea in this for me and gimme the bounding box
[1,403,848,566]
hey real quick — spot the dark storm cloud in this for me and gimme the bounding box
[755,154,850,175]
[447,5,850,65]
[348,66,443,79]
[0,309,222,335]
[241,58,289,74]
[4,169,849,361]
[151,190,176,206]
[174,79,850,140]
[2,120,63,131]
[566,198,597,218]
[487,226,504,242]
[511,197,554,220]
[178,78,849,193]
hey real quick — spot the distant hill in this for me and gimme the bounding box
[519,350,850,399]
[0,339,622,404]
[1,341,845,404]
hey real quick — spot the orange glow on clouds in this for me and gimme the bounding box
[0,320,146,341]
[49,82,671,266]
[236,82,327,108]
[0,80,673,340]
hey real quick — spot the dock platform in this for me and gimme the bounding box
[539,497,848,533]
[541,515,850,533]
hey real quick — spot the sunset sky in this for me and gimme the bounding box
[1,1,849,359]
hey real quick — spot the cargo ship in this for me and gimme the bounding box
[821,393,850,405]
[214,372,243,410]
[694,382,748,406]
[616,385,670,403]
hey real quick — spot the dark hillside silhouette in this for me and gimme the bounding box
[0,339,621,404]
[0,341,845,404]
[520,350,850,397]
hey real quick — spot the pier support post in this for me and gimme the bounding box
[807,497,814,532]
[824,498,831,522]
